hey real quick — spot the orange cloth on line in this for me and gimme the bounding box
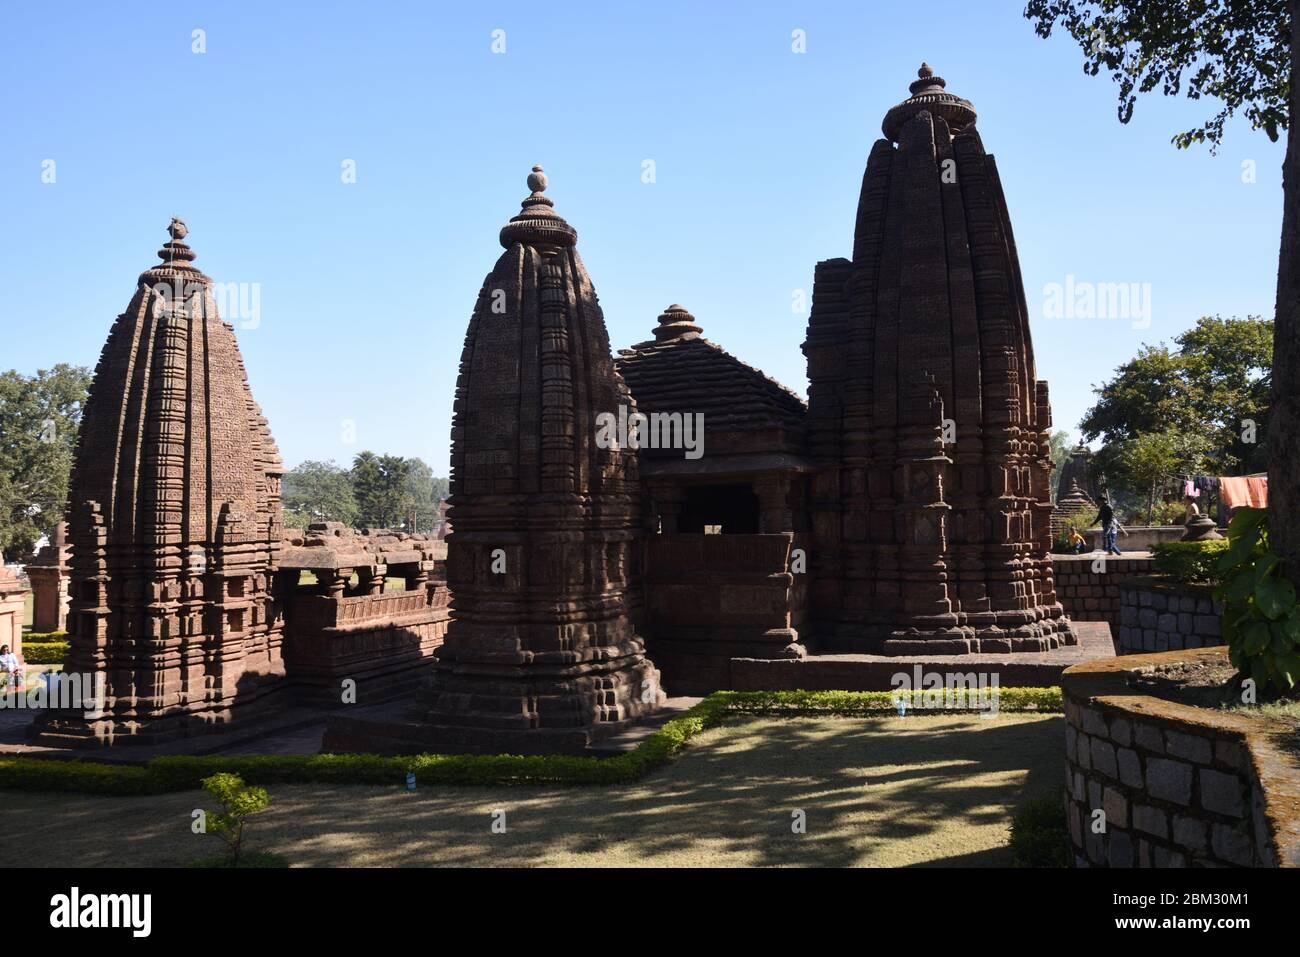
[1247,476,1269,508]
[1219,476,1268,509]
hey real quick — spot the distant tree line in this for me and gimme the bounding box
[282,454,448,533]
[1077,315,1272,523]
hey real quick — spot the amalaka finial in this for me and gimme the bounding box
[882,62,975,141]
[168,217,188,241]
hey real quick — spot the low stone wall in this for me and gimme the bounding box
[1117,578,1222,654]
[1052,555,1158,632]
[1083,526,1187,552]
[283,582,450,704]
[1062,648,1300,868]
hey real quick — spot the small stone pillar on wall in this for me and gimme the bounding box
[0,556,27,662]
[26,522,71,633]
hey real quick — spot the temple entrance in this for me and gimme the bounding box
[677,483,760,534]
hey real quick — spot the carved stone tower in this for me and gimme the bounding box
[804,66,1074,654]
[36,220,286,745]
[411,167,665,753]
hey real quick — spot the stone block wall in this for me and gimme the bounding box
[1117,579,1222,654]
[644,533,807,695]
[1062,649,1300,868]
[1052,555,1158,632]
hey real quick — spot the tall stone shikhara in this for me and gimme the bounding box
[804,65,1073,654]
[36,220,286,745]
[413,167,664,753]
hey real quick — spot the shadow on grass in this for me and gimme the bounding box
[0,714,1064,868]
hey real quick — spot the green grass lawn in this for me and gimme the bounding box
[0,712,1063,867]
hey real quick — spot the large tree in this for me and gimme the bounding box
[282,459,359,529]
[0,364,91,557]
[350,451,413,529]
[1027,0,1297,589]
[1081,315,1272,474]
[401,457,448,534]
[1275,5,1300,597]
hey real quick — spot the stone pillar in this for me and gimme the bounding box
[649,483,687,533]
[754,475,794,533]
[26,522,71,633]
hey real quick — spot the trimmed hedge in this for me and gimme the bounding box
[1151,539,1229,584]
[0,687,1062,795]
[21,641,69,665]
[24,630,67,642]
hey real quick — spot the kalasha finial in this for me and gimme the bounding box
[499,164,577,251]
[527,165,547,194]
[918,62,933,79]
[155,216,198,266]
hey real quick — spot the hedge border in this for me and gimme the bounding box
[0,687,1062,795]
[19,641,69,665]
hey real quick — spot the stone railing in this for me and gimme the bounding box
[1117,578,1222,654]
[1062,649,1300,868]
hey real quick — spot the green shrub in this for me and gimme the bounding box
[1215,508,1300,692]
[200,772,270,866]
[24,630,67,642]
[1151,540,1229,584]
[1009,790,1070,867]
[21,641,69,665]
[0,687,1064,795]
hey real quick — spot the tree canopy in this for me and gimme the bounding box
[1025,0,1290,150]
[0,364,91,557]
[1081,315,1272,480]
[282,460,359,529]
[284,453,448,533]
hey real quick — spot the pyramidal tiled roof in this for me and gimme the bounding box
[616,305,806,432]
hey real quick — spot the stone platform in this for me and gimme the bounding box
[0,696,703,763]
[728,620,1115,692]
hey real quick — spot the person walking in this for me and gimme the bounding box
[1098,500,1125,555]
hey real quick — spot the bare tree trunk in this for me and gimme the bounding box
[1273,0,1300,588]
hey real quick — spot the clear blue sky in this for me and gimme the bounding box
[0,1,1284,475]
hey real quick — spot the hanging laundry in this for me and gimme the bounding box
[1219,476,1268,509]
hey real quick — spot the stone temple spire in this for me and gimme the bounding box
[373,167,665,754]
[36,221,286,746]
[803,65,1073,654]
